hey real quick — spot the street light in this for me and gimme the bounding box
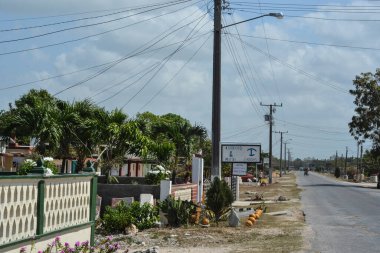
[223,12,284,29]
[211,0,284,179]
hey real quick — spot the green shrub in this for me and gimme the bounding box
[158,195,196,227]
[205,177,233,224]
[17,159,36,175]
[145,165,170,185]
[145,171,167,185]
[102,201,159,233]
[18,157,59,175]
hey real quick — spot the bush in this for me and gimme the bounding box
[17,157,59,175]
[102,201,159,233]
[145,165,170,185]
[18,159,36,175]
[206,177,233,224]
[158,195,196,227]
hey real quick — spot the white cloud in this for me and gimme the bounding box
[1,0,379,159]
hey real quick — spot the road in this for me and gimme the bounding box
[297,171,380,253]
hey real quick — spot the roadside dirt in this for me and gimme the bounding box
[98,172,308,253]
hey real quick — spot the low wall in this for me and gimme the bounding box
[97,176,146,185]
[0,174,97,252]
[97,184,160,215]
[171,183,198,202]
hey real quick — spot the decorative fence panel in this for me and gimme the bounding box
[0,174,97,253]
[0,179,39,245]
[44,178,91,233]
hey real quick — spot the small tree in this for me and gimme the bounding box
[206,177,233,224]
[334,167,341,178]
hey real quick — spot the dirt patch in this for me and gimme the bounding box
[98,172,308,252]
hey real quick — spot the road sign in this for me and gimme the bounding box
[221,143,261,163]
[232,163,247,176]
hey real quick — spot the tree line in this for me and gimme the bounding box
[0,89,210,175]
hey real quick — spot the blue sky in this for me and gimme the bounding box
[1,0,378,160]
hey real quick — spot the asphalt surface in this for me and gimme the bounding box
[297,171,380,253]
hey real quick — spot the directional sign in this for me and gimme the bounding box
[221,144,261,163]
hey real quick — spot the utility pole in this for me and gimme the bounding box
[211,4,283,179]
[335,150,338,169]
[356,142,359,176]
[261,102,282,183]
[275,131,287,177]
[284,142,287,173]
[211,0,222,179]
[344,146,348,176]
[360,144,363,174]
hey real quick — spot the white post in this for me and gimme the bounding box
[160,180,172,201]
[192,156,204,203]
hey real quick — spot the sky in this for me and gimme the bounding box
[1,0,379,161]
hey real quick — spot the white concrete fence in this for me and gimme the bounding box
[0,174,97,253]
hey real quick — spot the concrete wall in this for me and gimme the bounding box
[97,176,146,184]
[97,184,160,215]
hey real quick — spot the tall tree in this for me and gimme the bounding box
[349,69,380,160]
[349,68,380,182]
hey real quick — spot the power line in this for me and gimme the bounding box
[223,29,263,116]
[231,35,349,94]
[53,13,209,96]
[223,123,267,139]
[0,1,203,56]
[138,33,212,112]
[0,0,193,22]
[257,0,282,103]
[287,133,353,142]
[223,16,274,104]
[276,118,349,134]
[0,0,195,44]
[235,9,380,22]
[0,0,192,32]
[223,32,380,51]
[119,13,209,110]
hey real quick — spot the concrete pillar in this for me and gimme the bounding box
[160,179,172,201]
[192,157,204,203]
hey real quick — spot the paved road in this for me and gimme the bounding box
[297,171,380,253]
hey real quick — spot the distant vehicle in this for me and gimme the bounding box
[241,173,257,182]
[299,167,304,171]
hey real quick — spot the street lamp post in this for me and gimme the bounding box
[211,0,283,178]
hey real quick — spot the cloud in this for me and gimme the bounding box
[2,0,380,159]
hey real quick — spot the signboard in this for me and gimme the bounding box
[232,163,247,176]
[221,143,261,163]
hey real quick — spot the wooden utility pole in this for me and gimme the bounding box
[275,131,287,177]
[211,0,222,179]
[344,146,348,176]
[261,102,282,183]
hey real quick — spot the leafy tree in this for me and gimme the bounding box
[349,69,380,163]
[0,89,62,155]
